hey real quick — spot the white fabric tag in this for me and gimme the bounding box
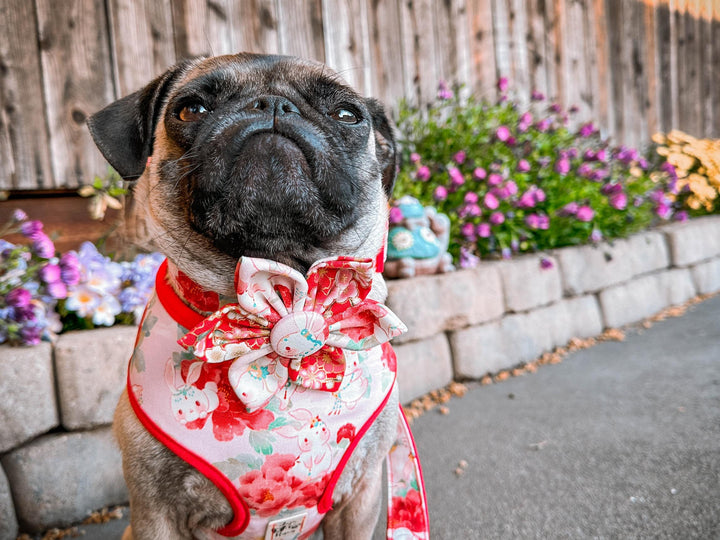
[264,512,308,540]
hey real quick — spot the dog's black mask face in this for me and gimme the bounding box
[88,54,397,271]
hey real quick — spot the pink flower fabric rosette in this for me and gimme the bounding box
[179,257,406,412]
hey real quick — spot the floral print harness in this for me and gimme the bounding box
[127,257,429,539]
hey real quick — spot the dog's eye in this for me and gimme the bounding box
[329,108,359,124]
[178,103,209,122]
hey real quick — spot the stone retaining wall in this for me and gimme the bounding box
[2,216,720,538]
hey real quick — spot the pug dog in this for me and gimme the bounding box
[87,54,401,540]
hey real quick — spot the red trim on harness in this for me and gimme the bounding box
[317,346,396,513]
[399,405,430,532]
[126,370,251,536]
[155,260,206,329]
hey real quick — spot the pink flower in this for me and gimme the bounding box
[437,80,454,100]
[6,288,31,308]
[590,228,603,243]
[448,167,465,186]
[517,190,536,209]
[476,223,491,238]
[464,192,479,204]
[540,257,554,270]
[608,191,628,210]
[453,151,467,164]
[555,157,571,175]
[497,77,509,93]
[12,209,27,222]
[596,149,608,162]
[537,215,550,229]
[32,232,55,259]
[495,126,511,142]
[20,220,43,237]
[433,186,448,201]
[517,160,530,173]
[525,214,541,229]
[483,192,499,210]
[410,152,421,164]
[674,211,689,222]
[389,206,403,224]
[505,180,518,195]
[579,122,595,137]
[535,118,551,132]
[489,212,505,225]
[461,222,476,241]
[415,165,430,181]
[558,202,579,216]
[531,90,545,101]
[656,203,672,220]
[47,281,68,300]
[473,167,487,180]
[39,263,61,284]
[534,188,546,203]
[487,173,503,187]
[576,205,595,222]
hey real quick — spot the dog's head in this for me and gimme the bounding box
[88,54,397,295]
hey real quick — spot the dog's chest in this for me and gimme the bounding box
[127,291,397,538]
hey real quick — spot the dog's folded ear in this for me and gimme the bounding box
[87,59,195,180]
[365,98,399,197]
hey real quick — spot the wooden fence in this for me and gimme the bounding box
[0,0,718,191]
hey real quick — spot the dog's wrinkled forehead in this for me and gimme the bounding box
[168,54,356,112]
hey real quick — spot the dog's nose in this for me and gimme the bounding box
[246,95,300,117]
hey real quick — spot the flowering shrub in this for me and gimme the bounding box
[1,211,163,345]
[395,80,680,266]
[651,130,720,214]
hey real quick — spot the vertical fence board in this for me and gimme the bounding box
[399,0,439,105]
[656,0,673,132]
[36,0,115,188]
[322,0,371,95]
[525,0,548,100]
[698,0,713,137]
[367,0,405,107]
[233,0,279,54]
[108,0,176,96]
[433,0,473,95]
[623,0,648,148]
[542,0,563,101]
[491,0,513,84]
[563,0,591,119]
[467,0,498,100]
[606,0,625,142]
[171,0,234,58]
[712,2,720,137]
[643,0,660,138]
[277,0,324,61]
[590,0,613,136]
[680,0,702,136]
[507,0,530,103]
[0,0,54,189]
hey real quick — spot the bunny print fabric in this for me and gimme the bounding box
[127,259,407,539]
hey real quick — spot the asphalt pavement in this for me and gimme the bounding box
[62,294,720,539]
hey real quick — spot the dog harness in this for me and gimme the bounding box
[127,257,429,539]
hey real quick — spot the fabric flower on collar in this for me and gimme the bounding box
[179,256,406,412]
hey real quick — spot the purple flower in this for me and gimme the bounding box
[464,192,479,204]
[506,180,518,196]
[473,167,487,181]
[433,186,448,201]
[492,186,510,200]
[517,190,536,209]
[501,247,512,259]
[576,205,595,222]
[46,281,68,300]
[534,188,546,203]
[20,220,43,237]
[415,165,431,181]
[535,118,551,132]
[540,257,554,270]
[453,151,467,164]
[537,215,550,229]
[517,159,531,173]
[674,211,689,222]
[19,325,42,346]
[557,202,579,216]
[448,167,465,186]
[59,252,81,286]
[461,222,477,241]
[497,77,509,93]
[437,80,454,100]
[476,223,491,238]
[6,288,31,308]
[579,122,595,137]
[583,149,597,161]
[459,247,480,269]
[555,157,571,176]
[484,192,499,210]
[12,209,28,222]
[525,213,541,229]
[590,169,608,182]
[389,206,403,225]
[590,228,603,243]
[549,103,562,114]
[656,203,672,220]
[608,192,628,210]
[487,173,503,187]
[410,152,421,164]
[31,232,55,259]
[660,161,677,178]
[577,163,594,178]
[495,126,511,142]
[39,263,61,284]
[489,212,505,225]
[596,149,608,162]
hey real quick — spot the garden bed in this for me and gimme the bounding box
[1,215,720,537]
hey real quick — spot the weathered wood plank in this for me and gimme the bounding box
[525,0,549,101]
[277,0,324,61]
[678,0,702,136]
[467,0,498,100]
[366,0,405,105]
[107,0,176,96]
[590,0,613,135]
[606,0,625,142]
[233,0,280,54]
[491,0,513,85]
[655,0,673,132]
[712,1,720,137]
[643,0,660,139]
[507,0,530,103]
[36,0,115,188]
[563,0,591,120]
[322,0,372,95]
[543,0,563,101]
[433,0,473,96]
[171,0,234,58]
[398,0,439,105]
[0,0,54,190]
[698,0,713,138]
[622,0,648,147]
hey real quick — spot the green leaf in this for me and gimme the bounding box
[249,431,274,455]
